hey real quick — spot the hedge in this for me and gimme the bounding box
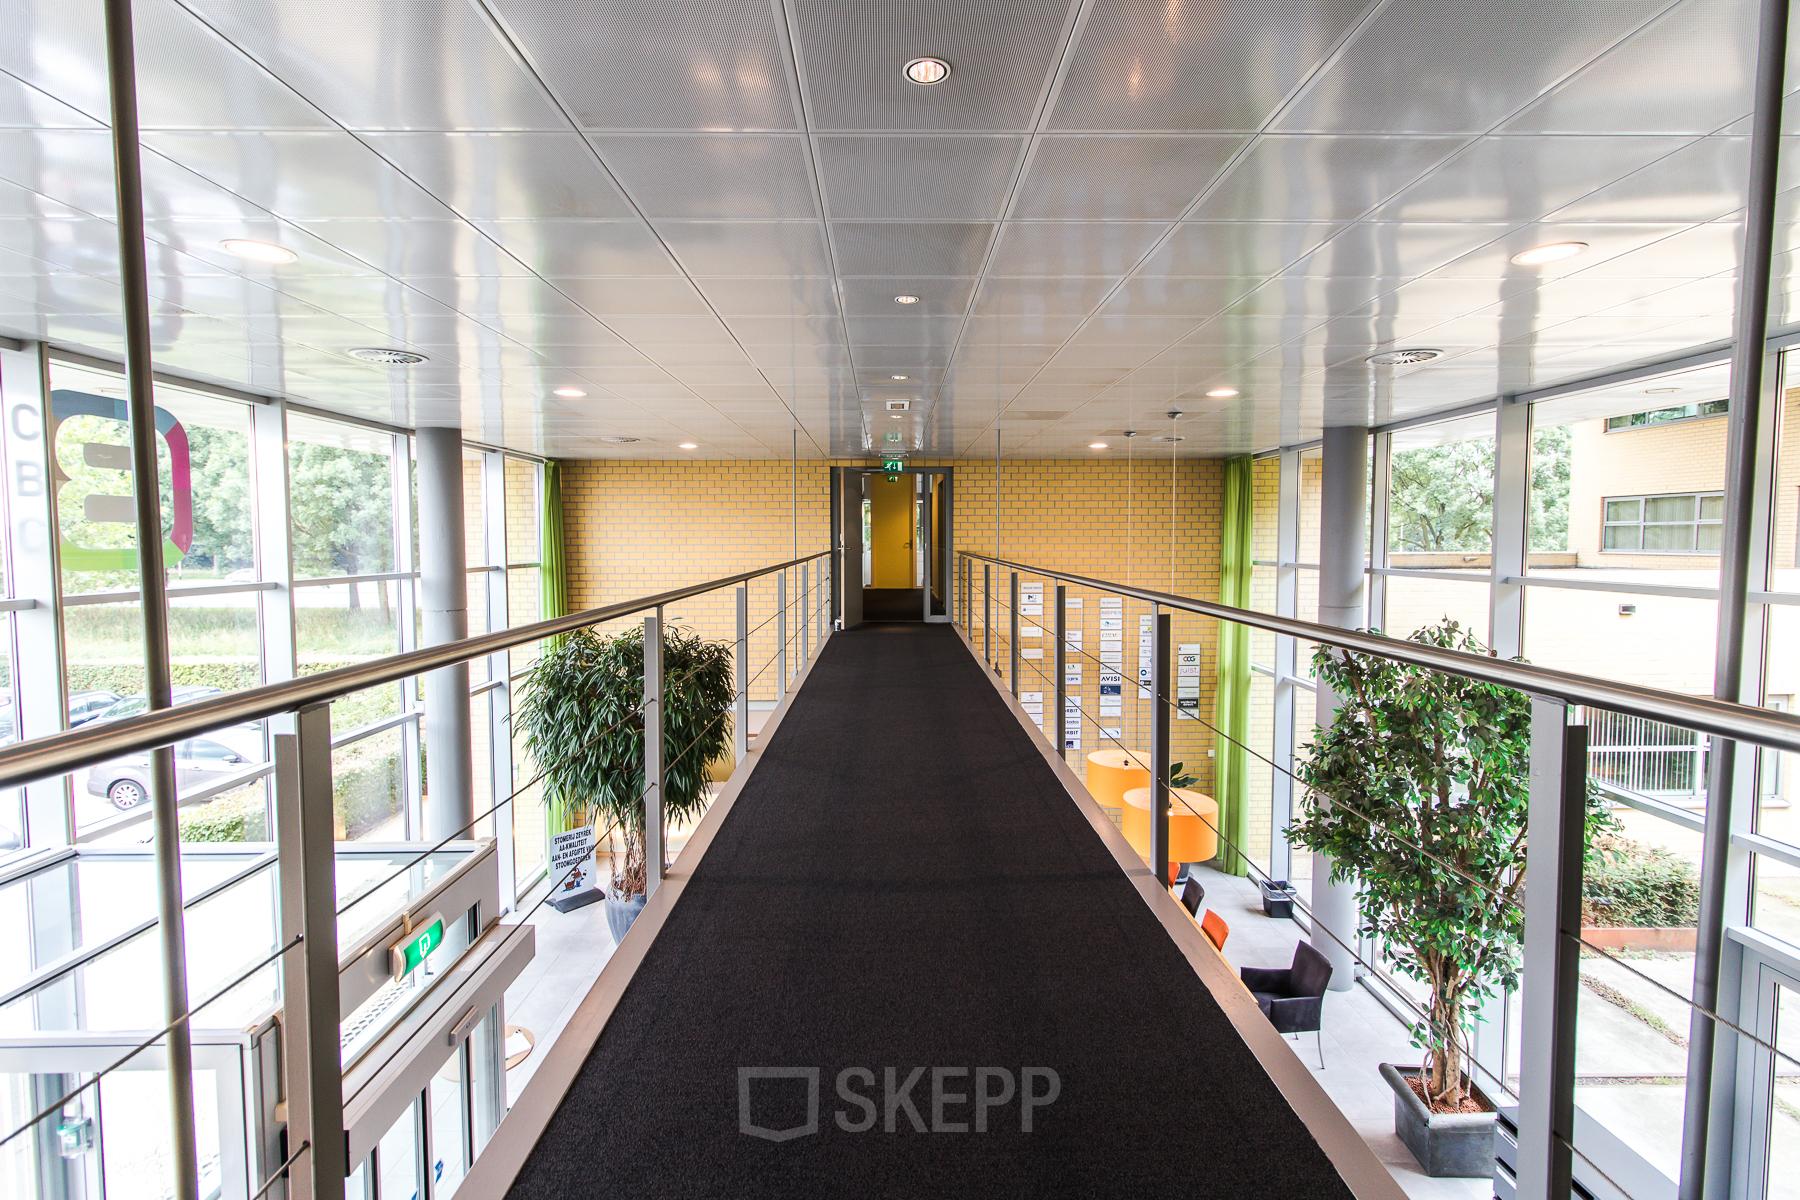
[1581,834,1702,928]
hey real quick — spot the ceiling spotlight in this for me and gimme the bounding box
[1205,386,1239,399]
[678,441,699,450]
[347,347,428,365]
[889,413,905,420]
[1509,240,1589,267]
[904,57,950,86]
[893,294,920,305]
[552,386,587,399]
[890,374,910,381]
[220,238,297,265]
[1088,441,1109,450]
[1366,348,1443,367]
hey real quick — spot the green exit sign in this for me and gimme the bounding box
[390,913,445,980]
[882,458,904,472]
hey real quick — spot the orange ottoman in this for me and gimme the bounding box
[1086,749,1149,823]
[1121,786,1220,882]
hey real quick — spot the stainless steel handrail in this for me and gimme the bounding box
[0,551,831,790]
[959,550,1800,754]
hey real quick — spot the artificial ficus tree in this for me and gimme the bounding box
[514,624,734,897]
[1288,619,1595,1112]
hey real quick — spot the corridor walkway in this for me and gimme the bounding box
[506,622,1364,1198]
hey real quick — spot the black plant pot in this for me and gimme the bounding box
[1259,878,1297,918]
[1380,1063,1497,1178]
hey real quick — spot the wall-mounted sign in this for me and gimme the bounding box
[390,912,445,981]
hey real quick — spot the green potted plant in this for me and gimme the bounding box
[1288,619,1605,1178]
[514,623,734,940]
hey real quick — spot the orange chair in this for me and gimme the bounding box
[1200,910,1229,953]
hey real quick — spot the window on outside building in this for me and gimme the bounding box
[1601,492,1724,553]
[1604,398,1728,431]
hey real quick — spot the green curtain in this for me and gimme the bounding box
[1212,455,1253,876]
[540,459,569,624]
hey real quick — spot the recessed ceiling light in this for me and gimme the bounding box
[678,441,699,450]
[1205,386,1239,399]
[1088,441,1109,450]
[904,57,950,86]
[1365,348,1443,367]
[219,238,297,265]
[890,374,909,381]
[888,413,905,420]
[552,386,586,399]
[347,347,428,366]
[1643,385,1681,395]
[893,294,920,305]
[1509,240,1589,267]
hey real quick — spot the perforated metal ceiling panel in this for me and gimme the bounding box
[789,0,1075,131]
[0,0,1786,457]
[1047,0,1370,132]
[816,135,1025,220]
[486,0,798,130]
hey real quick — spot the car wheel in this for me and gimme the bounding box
[107,780,147,810]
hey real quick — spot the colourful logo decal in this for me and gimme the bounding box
[48,389,192,571]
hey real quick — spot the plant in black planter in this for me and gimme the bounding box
[514,623,734,939]
[1288,619,1608,1178]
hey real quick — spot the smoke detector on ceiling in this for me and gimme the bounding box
[1365,348,1443,367]
[347,347,428,365]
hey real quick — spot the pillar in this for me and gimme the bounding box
[1311,424,1367,990]
[417,425,474,842]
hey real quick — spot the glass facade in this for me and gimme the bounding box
[1240,347,1800,1195]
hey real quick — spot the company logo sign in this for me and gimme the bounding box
[48,389,191,570]
[737,1065,1060,1142]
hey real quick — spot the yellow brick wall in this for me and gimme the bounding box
[562,458,831,702]
[559,455,1230,807]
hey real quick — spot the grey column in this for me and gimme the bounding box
[416,425,474,843]
[1310,424,1368,990]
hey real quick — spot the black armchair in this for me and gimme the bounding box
[1178,877,1205,917]
[1240,942,1332,1068]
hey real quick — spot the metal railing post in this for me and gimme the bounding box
[102,1,198,1193]
[1150,609,1172,884]
[777,570,788,691]
[818,556,829,646]
[644,611,665,897]
[1515,699,1587,1200]
[800,562,810,666]
[273,703,345,1199]
[1009,571,1020,697]
[984,563,993,667]
[1054,584,1068,754]
[734,587,749,765]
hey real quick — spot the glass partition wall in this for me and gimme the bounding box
[1240,344,1800,1195]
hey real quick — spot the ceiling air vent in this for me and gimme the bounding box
[884,399,911,412]
[1365,348,1443,366]
[348,346,428,365]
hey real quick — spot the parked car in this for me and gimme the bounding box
[67,689,124,727]
[88,685,224,724]
[84,724,263,811]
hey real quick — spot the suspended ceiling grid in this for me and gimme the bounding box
[0,0,1796,459]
